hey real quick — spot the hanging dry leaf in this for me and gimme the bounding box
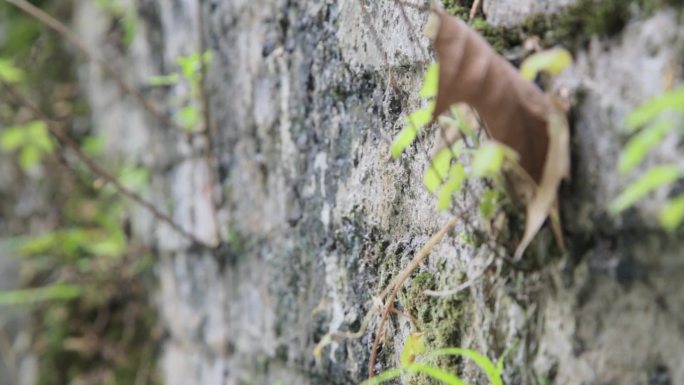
[427,7,552,184]
[514,101,569,259]
[425,7,571,258]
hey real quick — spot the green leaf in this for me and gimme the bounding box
[610,165,682,214]
[428,348,503,385]
[438,164,466,211]
[0,284,81,305]
[0,58,25,83]
[424,148,453,192]
[359,368,403,385]
[0,126,26,151]
[625,86,684,132]
[19,146,40,170]
[122,13,137,46]
[409,363,467,385]
[119,166,149,191]
[618,119,672,174]
[419,62,439,99]
[520,48,573,80]
[659,194,684,232]
[26,121,53,152]
[479,189,500,220]
[401,333,426,368]
[82,135,106,156]
[449,106,474,139]
[149,73,179,87]
[472,142,506,176]
[179,105,200,131]
[391,126,418,158]
[85,239,124,257]
[407,103,435,129]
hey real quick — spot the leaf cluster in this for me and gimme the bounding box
[611,86,684,231]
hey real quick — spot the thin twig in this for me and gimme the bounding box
[6,0,183,132]
[368,211,466,379]
[0,79,214,249]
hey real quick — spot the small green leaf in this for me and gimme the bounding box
[82,135,106,156]
[359,368,403,385]
[0,126,26,151]
[407,103,434,129]
[618,119,672,174]
[19,146,40,170]
[149,74,179,87]
[449,106,474,139]
[472,142,506,176]
[391,126,417,158]
[520,48,573,80]
[409,363,467,385]
[401,333,426,368]
[438,164,466,211]
[625,86,684,132]
[0,284,81,305]
[424,148,453,192]
[122,13,137,46]
[610,165,682,214]
[429,348,502,385]
[659,194,684,232]
[419,62,439,99]
[179,105,200,131]
[26,121,53,152]
[0,58,25,83]
[85,239,124,257]
[118,166,149,191]
[479,189,500,219]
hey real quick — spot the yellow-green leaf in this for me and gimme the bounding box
[438,164,466,211]
[625,86,684,132]
[0,58,25,83]
[610,165,682,214]
[472,142,505,176]
[391,126,418,158]
[424,148,453,192]
[520,48,573,81]
[618,119,672,175]
[400,332,426,368]
[659,194,684,232]
[419,62,439,99]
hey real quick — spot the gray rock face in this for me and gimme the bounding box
[73,0,684,384]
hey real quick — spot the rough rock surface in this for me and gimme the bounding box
[71,0,684,384]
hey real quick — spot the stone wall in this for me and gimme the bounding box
[73,0,684,384]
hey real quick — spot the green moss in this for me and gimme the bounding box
[519,0,684,48]
[442,0,471,20]
[441,0,683,55]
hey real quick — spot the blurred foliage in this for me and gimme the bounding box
[612,86,684,231]
[0,2,161,385]
[149,50,213,133]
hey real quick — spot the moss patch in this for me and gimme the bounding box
[441,0,683,54]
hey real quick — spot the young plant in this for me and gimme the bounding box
[149,51,213,132]
[363,332,504,385]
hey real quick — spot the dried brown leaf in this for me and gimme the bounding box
[427,8,570,258]
[430,8,552,184]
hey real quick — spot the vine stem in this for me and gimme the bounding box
[368,209,469,379]
[0,80,215,249]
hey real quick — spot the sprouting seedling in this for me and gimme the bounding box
[611,85,684,231]
[362,334,505,385]
[149,50,213,132]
